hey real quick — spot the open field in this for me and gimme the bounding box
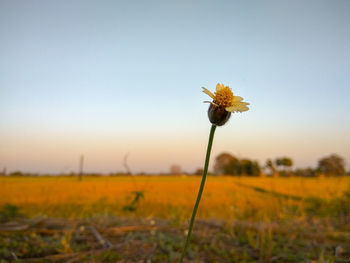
[1,176,350,262]
[1,176,350,219]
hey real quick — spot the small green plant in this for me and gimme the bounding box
[95,250,122,262]
[152,232,184,262]
[0,204,24,222]
[122,191,144,212]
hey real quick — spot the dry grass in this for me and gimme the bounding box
[1,175,349,220]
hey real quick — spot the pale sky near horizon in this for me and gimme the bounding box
[1,0,350,174]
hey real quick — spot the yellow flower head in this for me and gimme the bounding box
[202,83,250,113]
[202,83,249,126]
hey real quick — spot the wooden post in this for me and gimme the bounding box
[78,155,84,181]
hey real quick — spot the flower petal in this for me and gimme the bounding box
[204,101,219,106]
[232,96,243,102]
[202,87,215,99]
[226,102,250,112]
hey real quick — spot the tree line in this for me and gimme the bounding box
[1,153,347,177]
[213,153,347,177]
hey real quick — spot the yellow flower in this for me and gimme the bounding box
[202,83,249,113]
[202,83,249,126]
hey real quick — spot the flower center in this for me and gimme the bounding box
[214,87,234,107]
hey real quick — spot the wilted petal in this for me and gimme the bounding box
[204,101,219,107]
[202,87,215,99]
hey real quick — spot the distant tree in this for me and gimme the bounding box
[317,154,345,176]
[9,171,23,176]
[294,167,316,177]
[265,159,277,177]
[214,153,260,176]
[214,153,237,175]
[194,168,204,176]
[170,165,182,175]
[222,158,241,175]
[239,159,261,176]
[275,157,293,169]
[283,158,293,168]
[274,157,293,176]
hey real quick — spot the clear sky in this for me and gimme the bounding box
[1,0,350,174]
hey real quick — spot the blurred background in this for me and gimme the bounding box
[1,2,350,262]
[1,0,350,175]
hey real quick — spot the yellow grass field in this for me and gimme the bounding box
[1,175,350,262]
[1,175,350,220]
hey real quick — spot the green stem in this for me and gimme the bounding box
[179,124,216,263]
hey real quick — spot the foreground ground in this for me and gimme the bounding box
[0,176,350,262]
[1,215,350,262]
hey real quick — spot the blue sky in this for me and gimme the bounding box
[1,0,350,173]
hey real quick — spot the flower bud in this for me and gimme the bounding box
[207,103,231,126]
